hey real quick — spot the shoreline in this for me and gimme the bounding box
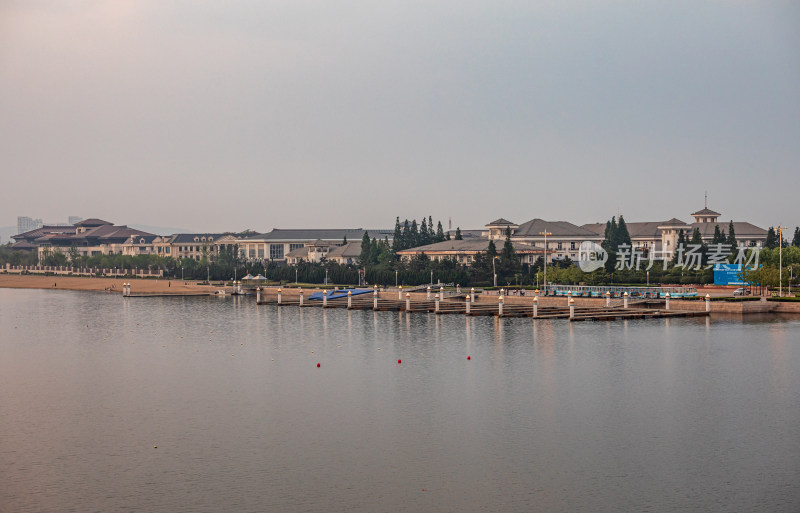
[0,274,220,295]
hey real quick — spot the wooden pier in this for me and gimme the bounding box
[254,291,708,322]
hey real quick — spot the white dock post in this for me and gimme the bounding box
[705,294,711,312]
[623,292,629,309]
[533,296,538,317]
[347,290,352,309]
[373,287,378,310]
[465,294,470,314]
[569,297,575,318]
[256,286,261,303]
[277,288,282,305]
[299,290,304,306]
[567,290,572,307]
[665,293,670,311]
[470,287,475,303]
[498,294,504,316]
[440,286,444,301]
[435,294,440,313]
[398,285,402,300]
[427,286,431,300]
[456,284,461,294]
[605,291,611,307]
[406,292,411,312]
[322,290,328,308]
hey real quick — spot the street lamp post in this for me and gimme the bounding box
[492,256,497,288]
[779,226,785,297]
[325,269,329,286]
[430,270,433,286]
[395,270,398,288]
[296,268,298,284]
[540,229,552,293]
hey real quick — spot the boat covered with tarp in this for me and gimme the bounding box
[308,288,374,301]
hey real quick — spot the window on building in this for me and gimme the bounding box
[249,249,256,258]
[270,244,284,260]
[289,243,304,251]
[570,242,576,250]
[557,242,563,250]
[258,248,265,258]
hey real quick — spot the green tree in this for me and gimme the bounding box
[712,225,723,244]
[726,221,737,255]
[454,227,463,240]
[419,217,429,246]
[435,221,445,243]
[765,227,777,249]
[616,215,632,247]
[392,217,402,252]
[487,239,497,259]
[793,227,800,247]
[359,231,372,266]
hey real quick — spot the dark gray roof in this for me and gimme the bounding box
[327,242,363,258]
[171,233,230,243]
[582,220,691,239]
[690,221,766,238]
[691,208,721,216]
[245,228,393,241]
[514,219,600,238]
[12,225,75,241]
[486,218,516,226]
[398,239,541,254]
[74,218,112,227]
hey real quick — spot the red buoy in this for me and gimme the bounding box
[397,359,402,364]
[316,363,320,368]
[467,355,471,360]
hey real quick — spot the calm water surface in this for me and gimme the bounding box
[1,288,799,512]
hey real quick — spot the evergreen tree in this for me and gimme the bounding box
[428,216,435,241]
[392,217,402,252]
[410,219,419,247]
[765,227,777,249]
[793,227,800,248]
[402,219,411,250]
[369,237,379,265]
[445,231,451,241]
[435,221,445,243]
[616,215,632,247]
[420,217,429,246]
[499,227,520,278]
[690,227,707,267]
[454,227,463,240]
[672,229,686,264]
[727,221,737,254]
[712,225,723,244]
[342,234,347,245]
[359,231,371,266]
[602,217,618,252]
[487,239,497,259]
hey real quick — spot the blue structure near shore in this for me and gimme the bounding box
[714,264,751,286]
[308,288,373,301]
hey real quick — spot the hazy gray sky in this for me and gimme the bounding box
[2,1,798,233]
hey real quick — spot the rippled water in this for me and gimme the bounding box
[1,288,799,512]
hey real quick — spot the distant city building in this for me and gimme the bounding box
[17,216,43,235]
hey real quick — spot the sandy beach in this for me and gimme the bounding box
[0,274,220,295]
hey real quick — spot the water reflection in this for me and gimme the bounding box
[1,290,799,513]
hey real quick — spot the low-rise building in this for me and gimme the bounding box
[237,228,392,263]
[397,239,544,266]
[13,219,153,261]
